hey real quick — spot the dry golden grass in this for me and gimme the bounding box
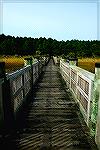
[0,55,36,73]
[0,56,25,73]
[0,56,100,74]
[78,58,100,73]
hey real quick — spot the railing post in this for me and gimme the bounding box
[0,62,6,79]
[94,63,100,149]
[38,59,41,76]
[0,62,5,133]
[67,58,78,66]
[0,62,14,134]
[24,57,33,89]
[24,57,33,66]
[90,62,100,149]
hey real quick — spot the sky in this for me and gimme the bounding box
[0,0,100,41]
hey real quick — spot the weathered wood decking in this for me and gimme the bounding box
[0,59,98,150]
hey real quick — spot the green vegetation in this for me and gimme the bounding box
[0,34,100,57]
[0,34,100,73]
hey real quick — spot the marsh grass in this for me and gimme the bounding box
[0,56,100,74]
[78,58,100,73]
[0,56,25,73]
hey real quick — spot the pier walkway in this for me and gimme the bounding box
[1,59,98,150]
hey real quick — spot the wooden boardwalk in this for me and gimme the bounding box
[1,59,98,150]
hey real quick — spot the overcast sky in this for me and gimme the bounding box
[0,0,99,41]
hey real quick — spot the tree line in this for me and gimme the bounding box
[0,34,100,58]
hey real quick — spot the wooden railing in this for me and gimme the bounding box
[6,65,32,114]
[60,59,94,124]
[58,58,100,149]
[0,57,49,133]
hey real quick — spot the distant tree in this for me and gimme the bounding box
[0,34,100,57]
